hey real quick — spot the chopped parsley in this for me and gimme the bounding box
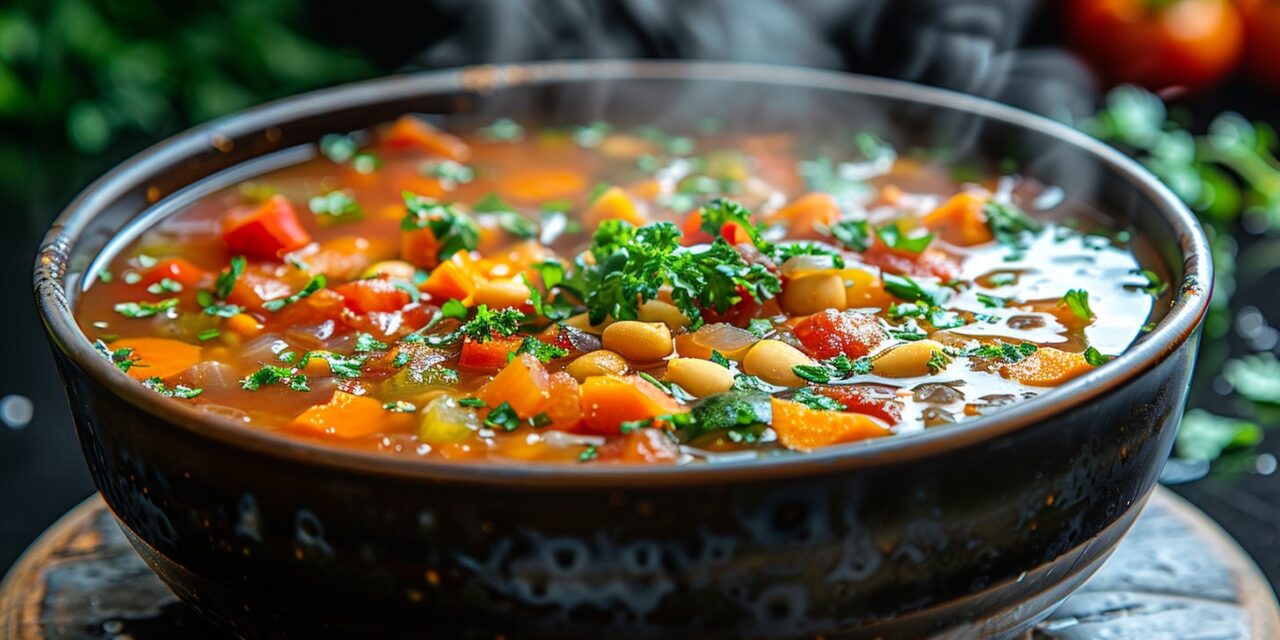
[142,377,202,399]
[483,401,550,431]
[976,292,1008,308]
[1063,289,1094,320]
[774,243,845,269]
[458,397,488,408]
[1130,269,1169,296]
[354,333,388,352]
[699,199,771,250]
[383,400,417,413]
[965,341,1038,363]
[319,133,359,163]
[263,275,325,312]
[212,255,245,301]
[309,190,362,223]
[1083,346,1112,366]
[825,219,872,252]
[241,366,310,392]
[792,387,843,411]
[401,193,481,260]
[709,351,732,368]
[146,278,183,295]
[584,217,781,327]
[196,328,221,342]
[875,224,934,253]
[461,305,523,342]
[882,274,950,307]
[511,336,569,363]
[983,201,1043,254]
[424,160,474,185]
[578,445,599,462]
[391,351,412,368]
[440,298,469,321]
[93,340,142,373]
[792,354,870,384]
[926,349,953,373]
[746,318,774,338]
[114,298,179,319]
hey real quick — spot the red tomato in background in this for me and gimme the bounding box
[1240,0,1280,90]
[1067,0,1244,93]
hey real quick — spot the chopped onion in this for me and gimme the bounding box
[692,323,758,354]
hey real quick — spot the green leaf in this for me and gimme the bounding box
[440,299,469,321]
[1083,346,1112,367]
[354,333,388,353]
[875,224,934,253]
[1064,289,1094,320]
[114,298,179,319]
[1175,409,1262,461]
[262,275,325,312]
[400,193,480,260]
[826,219,872,252]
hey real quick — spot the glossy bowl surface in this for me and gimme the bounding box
[35,61,1210,639]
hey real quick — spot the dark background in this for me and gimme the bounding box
[3,0,1277,587]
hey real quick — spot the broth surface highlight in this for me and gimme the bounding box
[75,116,1161,464]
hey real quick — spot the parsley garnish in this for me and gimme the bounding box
[241,366,310,392]
[440,298,469,321]
[511,336,568,363]
[309,190,362,223]
[93,340,142,373]
[458,397,488,408]
[461,305,523,342]
[976,292,1008,308]
[774,243,845,269]
[401,193,481,261]
[709,351,732,368]
[424,160,474,185]
[114,298,179,319]
[262,275,325,312]
[875,224,934,253]
[383,400,417,413]
[391,351,412,368]
[1129,269,1169,296]
[142,377,202,399]
[1083,346,1112,366]
[483,401,548,431]
[354,333,388,352]
[825,219,872,252]
[578,445,599,462]
[792,354,870,384]
[146,278,183,295]
[584,218,781,327]
[882,274,951,307]
[926,349,953,373]
[745,318,774,338]
[699,199,771,250]
[319,133,358,163]
[965,341,1038,363]
[792,387,843,411]
[1063,289,1094,320]
[299,351,365,378]
[983,201,1043,253]
[197,328,221,342]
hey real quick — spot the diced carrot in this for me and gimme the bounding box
[543,372,583,430]
[289,391,409,439]
[141,258,209,289]
[767,192,840,238]
[841,267,895,309]
[497,167,588,203]
[112,337,202,381]
[333,278,413,314]
[459,335,523,371]
[478,353,551,417]
[578,375,684,435]
[922,192,994,246]
[421,251,480,304]
[380,115,471,162]
[583,186,646,229]
[999,347,1094,387]
[770,397,892,452]
[306,236,397,281]
[226,313,263,338]
[220,195,312,259]
[401,226,441,269]
[619,428,681,463]
[627,179,663,201]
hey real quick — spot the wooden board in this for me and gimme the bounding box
[1,488,1276,639]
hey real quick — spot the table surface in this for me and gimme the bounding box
[1,487,1275,640]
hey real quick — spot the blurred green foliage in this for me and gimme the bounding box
[0,0,376,219]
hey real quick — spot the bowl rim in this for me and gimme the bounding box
[34,59,1212,486]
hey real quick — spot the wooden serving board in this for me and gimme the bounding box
[1,488,1276,639]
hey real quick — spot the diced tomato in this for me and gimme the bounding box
[381,115,471,162]
[793,309,889,360]
[141,258,209,289]
[816,385,903,425]
[862,242,960,282]
[333,278,413,314]
[227,266,306,311]
[220,195,312,259]
[458,335,523,371]
[680,210,753,246]
[478,353,551,417]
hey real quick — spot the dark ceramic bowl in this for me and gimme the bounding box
[35,61,1211,639]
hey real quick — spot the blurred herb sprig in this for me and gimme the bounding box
[0,0,376,219]
[1083,86,1280,470]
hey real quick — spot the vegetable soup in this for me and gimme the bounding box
[75,116,1165,464]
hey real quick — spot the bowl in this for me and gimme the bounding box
[34,61,1211,639]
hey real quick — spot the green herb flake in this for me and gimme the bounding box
[142,377,202,399]
[511,336,569,363]
[114,298,179,319]
[461,305,523,342]
[401,193,481,261]
[146,278,183,295]
[383,400,417,413]
[1064,289,1094,321]
[354,333,389,353]
[262,275,326,312]
[196,328,221,342]
[308,190,362,223]
[578,444,599,462]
